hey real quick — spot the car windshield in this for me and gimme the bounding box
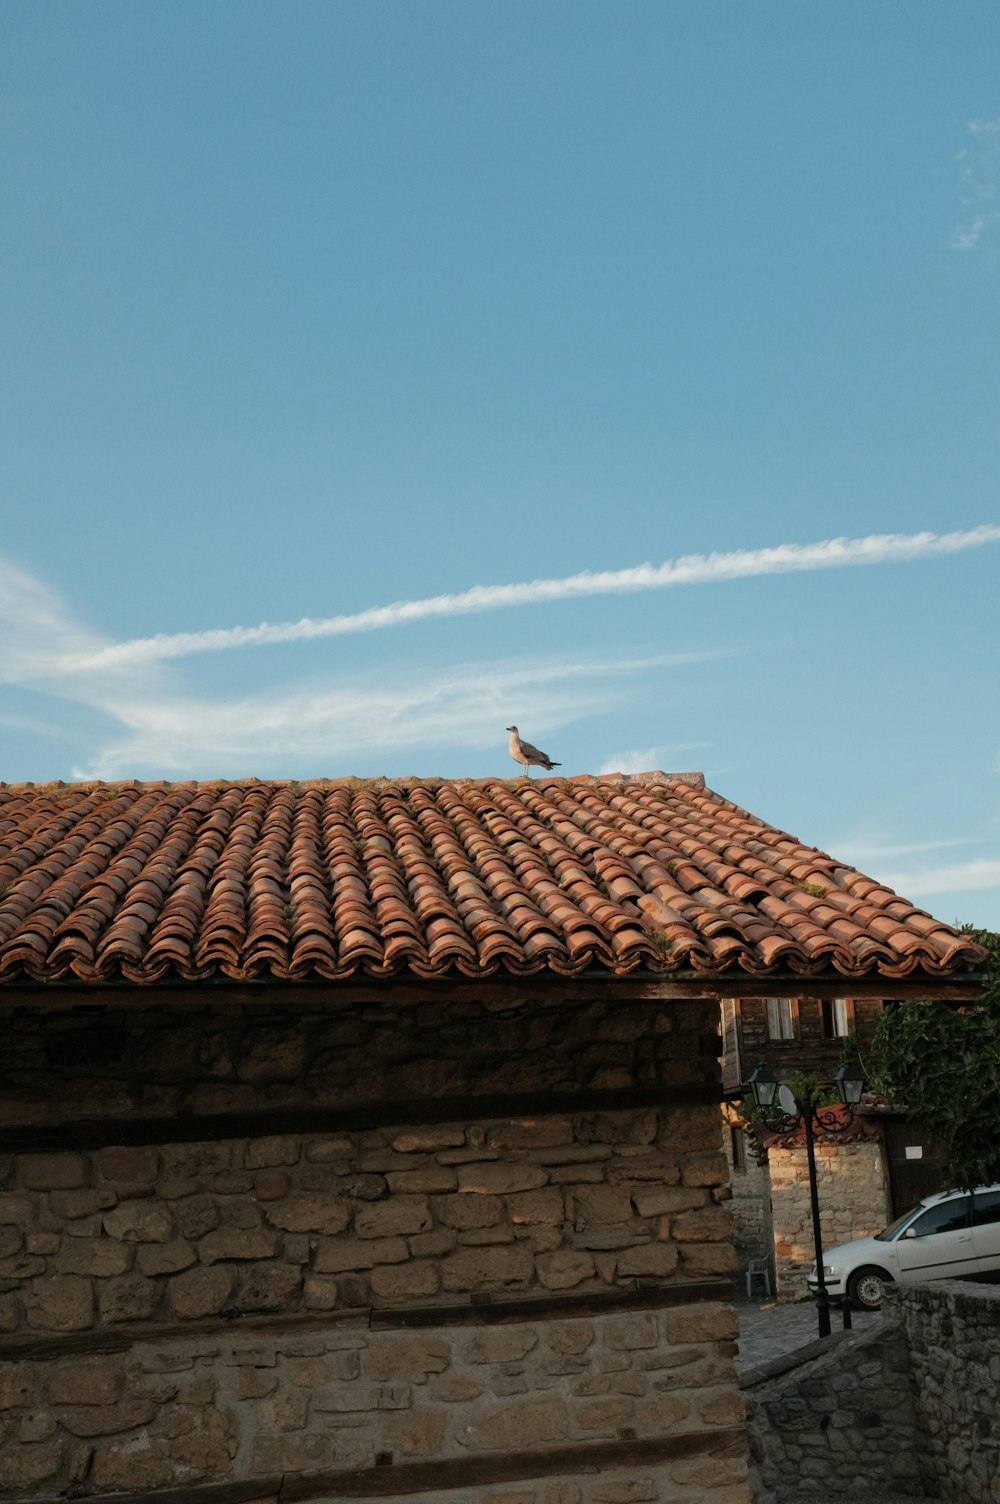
[875,1206,922,1241]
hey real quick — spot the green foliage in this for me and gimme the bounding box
[734,1069,838,1127]
[871,927,1000,1189]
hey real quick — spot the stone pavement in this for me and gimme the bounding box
[735,1294,878,1375]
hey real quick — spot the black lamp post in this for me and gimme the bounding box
[744,1058,866,1339]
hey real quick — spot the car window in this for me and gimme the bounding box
[909,1197,971,1237]
[876,1208,921,1241]
[973,1190,1000,1226]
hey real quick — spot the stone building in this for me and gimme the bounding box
[0,773,985,1503]
[720,991,955,1297]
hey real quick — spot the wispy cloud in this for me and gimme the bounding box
[597,743,708,775]
[881,858,1000,897]
[0,554,710,777]
[29,525,1000,675]
[69,652,704,780]
[835,836,985,863]
[951,117,1000,250]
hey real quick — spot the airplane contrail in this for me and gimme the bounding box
[68,525,1000,669]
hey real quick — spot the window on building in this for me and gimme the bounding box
[730,1125,747,1173]
[821,997,854,1039]
[766,997,797,1040]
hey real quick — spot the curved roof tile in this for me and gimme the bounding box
[0,773,986,986]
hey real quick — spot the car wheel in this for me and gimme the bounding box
[846,1265,892,1311]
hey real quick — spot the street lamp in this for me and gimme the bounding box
[743,1058,866,1339]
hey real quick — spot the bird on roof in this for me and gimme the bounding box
[506,725,561,777]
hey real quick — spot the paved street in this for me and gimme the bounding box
[735,1295,879,1375]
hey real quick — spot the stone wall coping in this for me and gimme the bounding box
[885,1278,1000,1314]
[740,1318,894,1393]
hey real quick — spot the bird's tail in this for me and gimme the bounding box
[544,760,561,769]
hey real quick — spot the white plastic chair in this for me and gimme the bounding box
[745,1257,772,1299]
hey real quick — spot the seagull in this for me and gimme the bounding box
[506,725,561,777]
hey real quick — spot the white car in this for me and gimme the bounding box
[806,1183,1000,1311]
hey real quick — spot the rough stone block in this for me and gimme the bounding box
[0,1363,36,1408]
[679,1151,728,1187]
[385,1167,458,1194]
[235,1262,303,1311]
[47,1364,123,1407]
[169,1265,233,1320]
[663,1303,738,1344]
[537,1250,596,1289]
[441,1244,534,1291]
[265,1195,351,1234]
[255,1169,291,1201]
[465,1327,539,1364]
[463,1397,568,1450]
[174,1194,220,1240]
[680,1242,737,1275]
[198,1227,279,1263]
[575,1396,632,1431]
[137,1239,197,1276]
[371,1261,440,1300]
[302,1276,339,1310]
[604,1313,659,1350]
[0,1194,34,1225]
[457,1163,549,1195]
[160,1142,232,1178]
[367,1338,451,1381]
[355,1197,431,1239]
[632,1186,707,1217]
[99,1274,161,1323]
[26,1274,94,1332]
[672,1206,733,1242]
[0,1439,64,1489]
[509,1188,565,1226]
[97,1147,158,1187]
[55,1238,134,1278]
[390,1127,466,1153]
[313,1236,408,1273]
[103,1201,174,1244]
[384,1408,447,1456]
[409,1228,457,1258]
[486,1119,573,1149]
[57,1397,158,1436]
[615,1242,679,1278]
[19,1154,88,1191]
[436,1192,504,1230]
[570,1185,635,1225]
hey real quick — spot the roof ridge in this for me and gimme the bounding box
[0,771,707,794]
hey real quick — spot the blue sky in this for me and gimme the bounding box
[1,1,998,928]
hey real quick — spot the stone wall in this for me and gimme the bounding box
[0,987,751,1503]
[0,989,720,1128]
[889,1280,1000,1503]
[767,1133,890,1297]
[0,1107,732,1338]
[743,1319,923,1502]
[0,1300,747,1501]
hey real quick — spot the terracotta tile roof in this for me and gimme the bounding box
[0,774,985,987]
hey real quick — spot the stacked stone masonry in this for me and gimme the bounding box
[767,1136,889,1298]
[0,1303,747,1500]
[0,1108,734,1337]
[889,1280,1000,1503]
[0,993,720,1128]
[0,991,750,1502]
[744,1320,923,1502]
